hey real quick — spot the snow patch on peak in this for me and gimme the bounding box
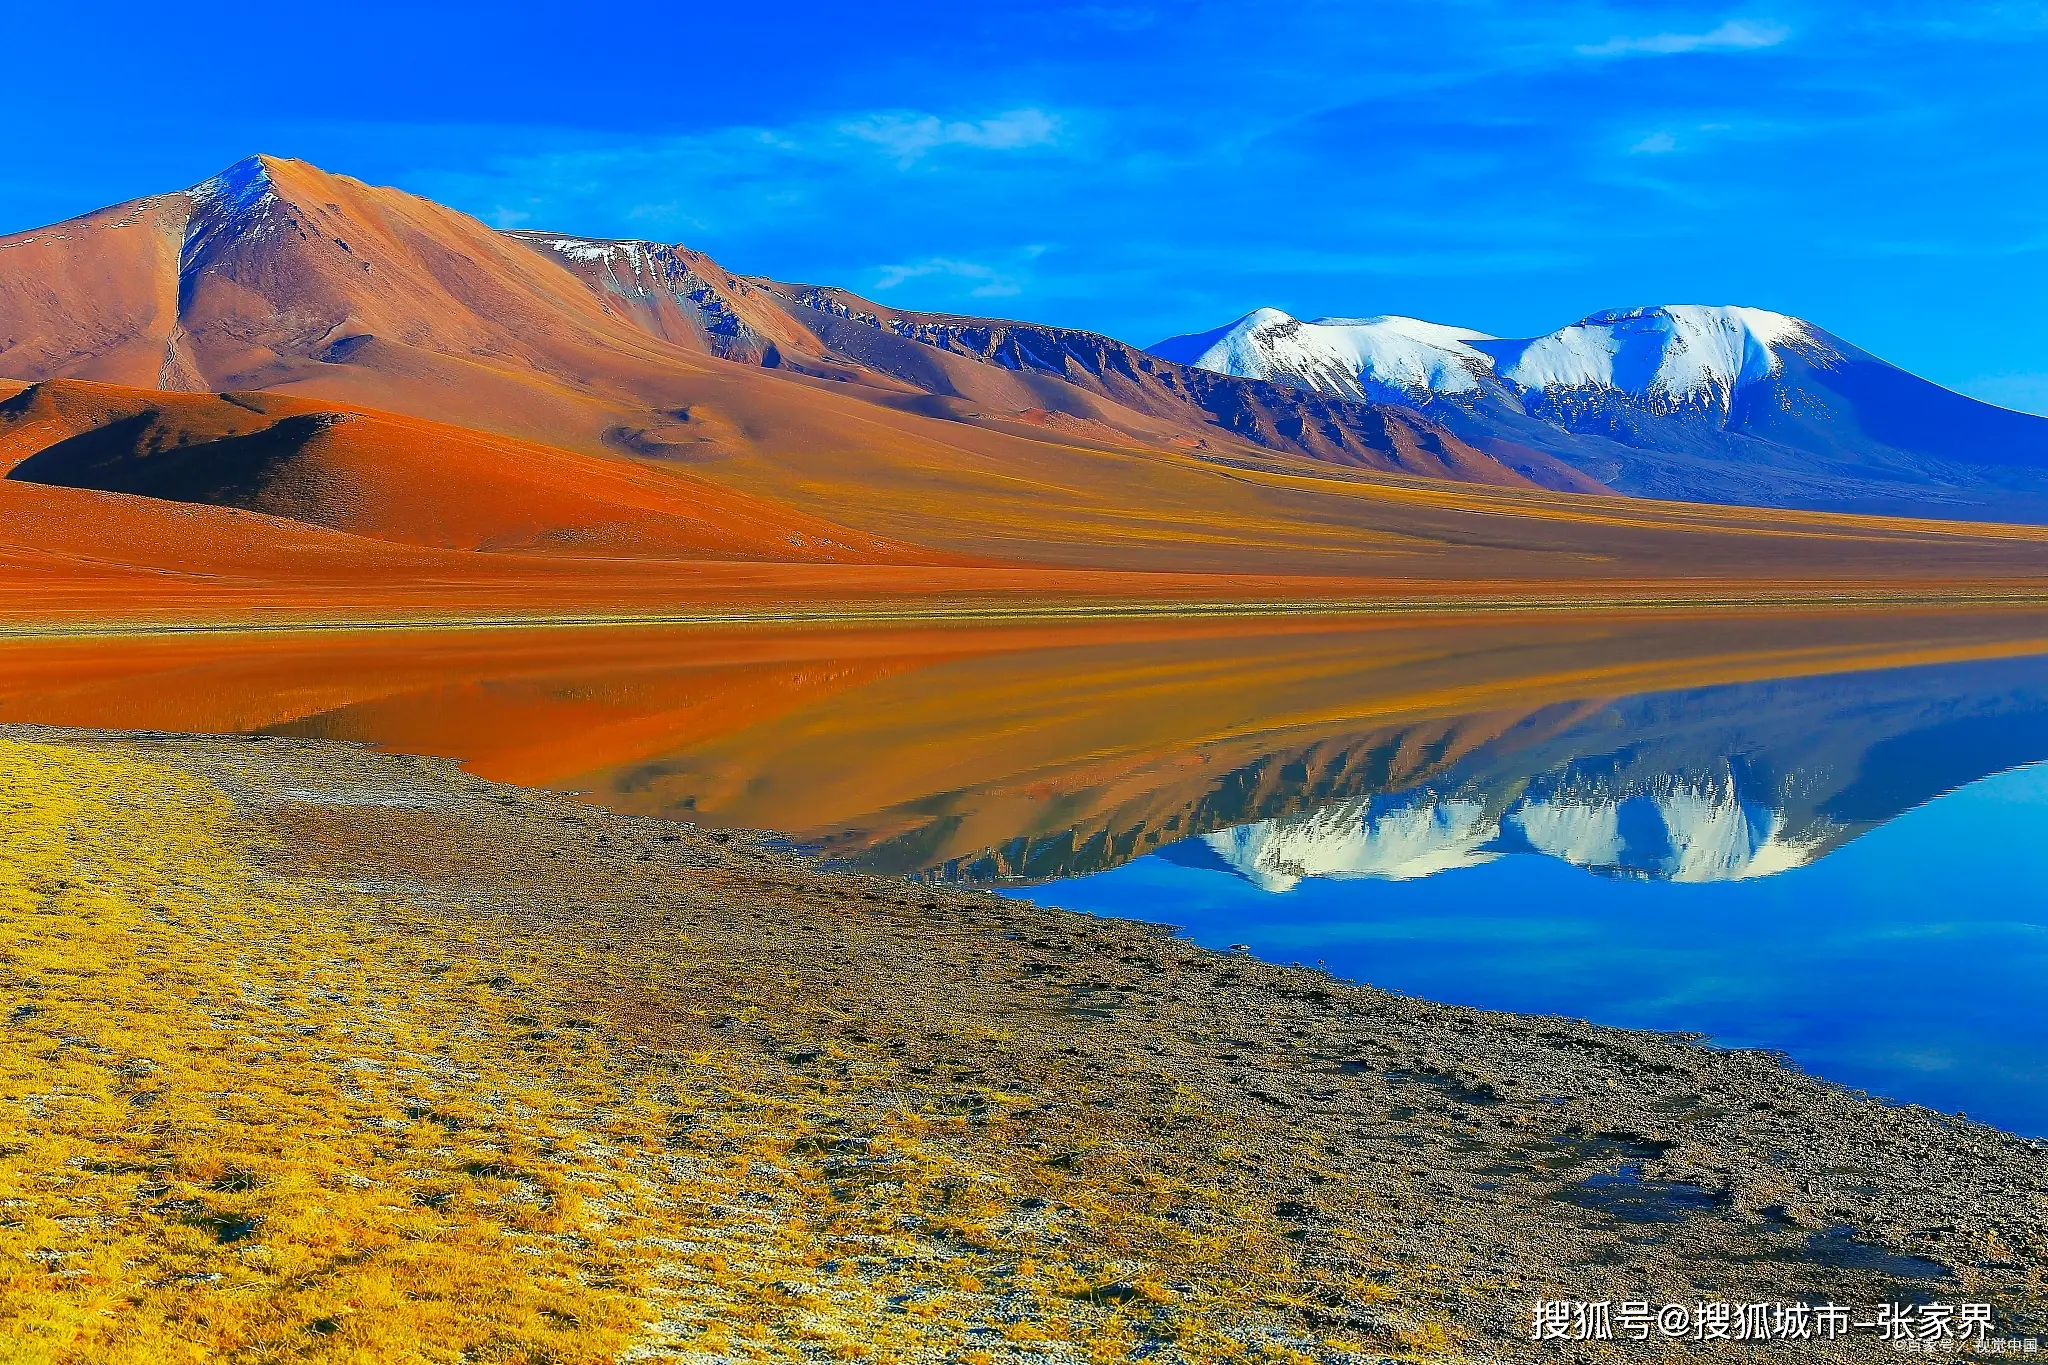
[1483,304,1823,410]
[188,156,277,217]
[1313,314,1495,347]
[1152,309,1495,402]
[540,235,662,266]
[180,155,284,269]
[1589,304,1808,349]
[524,237,717,301]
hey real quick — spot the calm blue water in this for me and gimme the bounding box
[1006,760,2048,1135]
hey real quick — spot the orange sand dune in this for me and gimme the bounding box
[0,380,924,561]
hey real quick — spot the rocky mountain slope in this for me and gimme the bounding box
[13,153,2048,521]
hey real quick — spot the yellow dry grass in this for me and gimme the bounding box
[0,740,661,1362]
[0,738,1461,1363]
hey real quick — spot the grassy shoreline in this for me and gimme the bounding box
[2,726,2042,1363]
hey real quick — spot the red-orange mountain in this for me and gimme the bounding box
[0,155,1560,487]
[1,155,2047,630]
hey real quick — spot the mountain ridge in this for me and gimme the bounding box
[9,154,2048,522]
[0,154,1576,496]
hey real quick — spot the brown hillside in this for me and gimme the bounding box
[0,381,920,561]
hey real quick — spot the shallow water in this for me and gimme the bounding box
[4,617,2047,1131]
[988,656,2048,1134]
[1008,760,2048,1134]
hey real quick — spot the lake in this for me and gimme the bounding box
[4,609,2047,1132]
[1002,669,2048,1136]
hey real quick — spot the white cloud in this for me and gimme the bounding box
[1579,18,1790,58]
[840,109,1061,166]
[872,257,1023,298]
[1631,131,1679,154]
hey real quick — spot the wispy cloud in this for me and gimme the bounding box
[873,257,1024,297]
[841,109,1062,166]
[1631,131,1679,154]
[1579,18,1790,58]
[403,106,1078,247]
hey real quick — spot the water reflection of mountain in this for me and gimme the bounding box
[869,656,2048,889]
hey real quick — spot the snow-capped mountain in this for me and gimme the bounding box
[1151,305,2048,520]
[1479,305,1828,412]
[1154,304,1824,413]
[1149,309,1495,403]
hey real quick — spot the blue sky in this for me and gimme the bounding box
[11,1,2046,410]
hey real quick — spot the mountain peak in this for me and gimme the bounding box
[1150,310,1496,402]
[188,154,277,210]
[1480,304,1827,407]
[1155,301,1838,411]
[180,155,290,273]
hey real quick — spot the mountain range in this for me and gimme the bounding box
[2,154,2047,630]
[0,155,1571,492]
[1153,306,2048,520]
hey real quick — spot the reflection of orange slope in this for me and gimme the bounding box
[0,627,944,741]
[270,653,934,790]
[569,614,1915,839]
[6,610,2048,873]
[510,608,2048,864]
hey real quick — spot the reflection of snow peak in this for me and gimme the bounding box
[1201,775,1838,892]
[1201,798,1500,892]
[1508,776,1831,883]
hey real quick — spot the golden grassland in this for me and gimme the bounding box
[0,736,1453,1364]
